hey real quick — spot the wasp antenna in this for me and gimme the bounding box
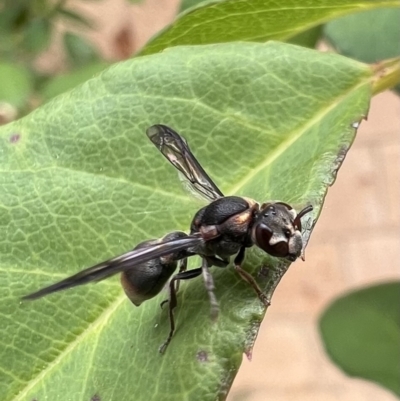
[298,204,313,219]
[293,204,313,230]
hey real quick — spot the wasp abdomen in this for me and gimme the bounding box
[121,231,189,306]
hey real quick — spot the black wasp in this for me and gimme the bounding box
[23,125,313,353]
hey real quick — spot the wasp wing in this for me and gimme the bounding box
[146,125,224,202]
[22,234,203,300]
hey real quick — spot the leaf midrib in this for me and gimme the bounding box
[12,294,126,401]
[229,79,368,194]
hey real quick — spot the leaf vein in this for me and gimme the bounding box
[12,295,126,401]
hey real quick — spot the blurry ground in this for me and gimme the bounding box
[41,1,399,400]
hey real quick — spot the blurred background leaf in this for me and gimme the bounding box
[63,31,100,67]
[23,18,52,53]
[324,8,400,93]
[324,8,400,63]
[319,282,400,396]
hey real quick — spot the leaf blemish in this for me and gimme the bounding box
[91,394,101,401]
[257,265,270,279]
[197,350,208,363]
[9,133,21,143]
[332,145,349,178]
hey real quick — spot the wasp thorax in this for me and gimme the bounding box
[252,202,312,261]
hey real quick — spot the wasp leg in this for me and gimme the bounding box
[201,258,220,321]
[233,247,271,307]
[175,258,188,293]
[159,267,202,354]
[160,258,188,309]
[203,255,229,268]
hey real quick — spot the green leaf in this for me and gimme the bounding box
[140,0,400,56]
[23,18,52,54]
[288,25,323,48]
[319,282,400,396]
[324,8,400,63]
[0,42,371,401]
[0,62,33,107]
[180,2,325,48]
[324,8,400,94]
[40,61,110,101]
[63,31,99,67]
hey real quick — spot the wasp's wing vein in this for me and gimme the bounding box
[146,124,224,202]
[22,234,203,300]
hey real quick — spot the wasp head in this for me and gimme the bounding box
[252,202,313,261]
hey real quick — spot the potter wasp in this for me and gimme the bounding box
[23,125,313,353]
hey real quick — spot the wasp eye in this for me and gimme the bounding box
[284,229,291,238]
[254,224,289,258]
